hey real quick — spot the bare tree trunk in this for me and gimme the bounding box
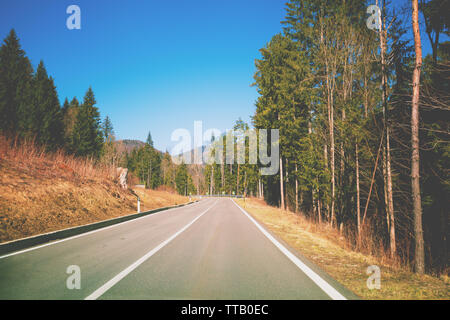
[285,158,289,211]
[221,151,225,190]
[339,109,345,221]
[295,163,299,213]
[379,0,396,257]
[261,181,264,199]
[308,117,316,217]
[320,13,332,224]
[356,142,361,245]
[324,143,330,222]
[387,134,396,257]
[364,65,369,118]
[229,164,233,194]
[236,164,240,194]
[412,0,425,274]
[210,166,214,195]
[329,93,336,227]
[318,197,322,224]
[258,178,261,198]
[244,171,247,197]
[340,110,345,185]
[280,157,285,210]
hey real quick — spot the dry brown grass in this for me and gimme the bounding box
[237,198,450,300]
[134,188,188,212]
[0,136,117,182]
[0,136,189,243]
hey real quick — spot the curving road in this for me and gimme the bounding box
[0,198,356,300]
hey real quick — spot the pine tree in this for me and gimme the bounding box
[412,0,425,274]
[62,98,70,115]
[70,87,103,158]
[0,29,34,134]
[30,61,64,149]
[176,162,189,195]
[102,116,114,143]
[63,97,80,149]
[146,131,154,147]
[100,116,121,166]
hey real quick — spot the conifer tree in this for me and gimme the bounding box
[30,61,64,149]
[102,116,114,143]
[146,131,154,147]
[70,87,103,157]
[63,97,80,149]
[0,29,33,134]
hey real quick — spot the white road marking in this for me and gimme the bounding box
[232,199,347,300]
[84,200,218,300]
[0,200,206,260]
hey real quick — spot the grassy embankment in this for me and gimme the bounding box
[0,136,188,243]
[236,198,449,300]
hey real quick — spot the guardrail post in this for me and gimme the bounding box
[137,196,141,213]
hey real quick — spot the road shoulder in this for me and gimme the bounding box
[235,198,449,300]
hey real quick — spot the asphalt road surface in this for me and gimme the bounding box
[0,198,356,300]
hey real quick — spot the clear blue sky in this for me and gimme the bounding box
[0,0,441,151]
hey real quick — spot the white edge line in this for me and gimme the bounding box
[0,199,205,260]
[231,199,347,300]
[84,200,217,300]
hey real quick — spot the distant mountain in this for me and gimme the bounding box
[115,139,145,154]
[171,145,209,165]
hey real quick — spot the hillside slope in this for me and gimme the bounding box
[0,137,188,243]
[115,139,145,154]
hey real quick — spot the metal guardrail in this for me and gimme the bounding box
[0,200,198,257]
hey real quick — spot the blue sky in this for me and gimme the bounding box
[0,0,442,151]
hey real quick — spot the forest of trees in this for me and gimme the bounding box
[0,29,193,196]
[203,119,261,198]
[203,0,448,275]
[124,132,196,194]
[0,29,107,158]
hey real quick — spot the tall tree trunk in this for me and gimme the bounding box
[236,164,240,194]
[258,178,261,198]
[261,181,264,199]
[280,156,285,210]
[221,151,225,190]
[285,158,289,211]
[324,143,330,221]
[229,164,233,194]
[318,197,322,224]
[379,0,396,257]
[339,109,346,220]
[244,170,247,197]
[329,92,336,227]
[210,166,214,195]
[412,0,425,274]
[356,142,361,245]
[295,163,299,213]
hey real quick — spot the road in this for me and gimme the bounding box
[0,198,355,300]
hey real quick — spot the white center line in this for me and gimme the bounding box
[232,199,347,300]
[85,200,218,300]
